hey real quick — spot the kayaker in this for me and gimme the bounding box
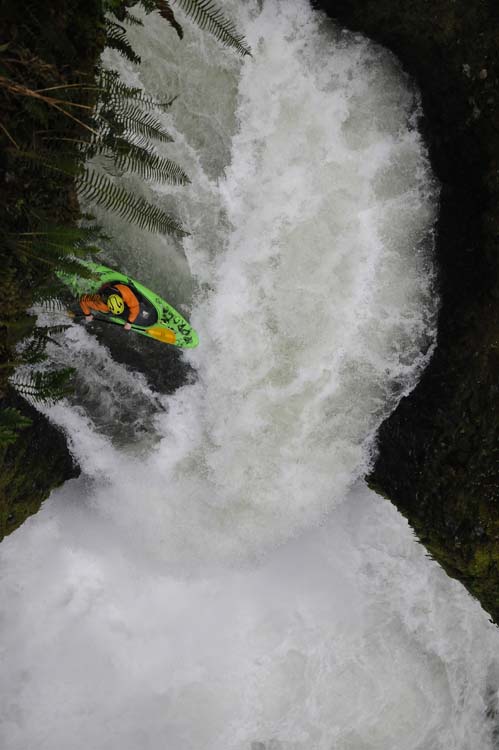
[79,283,140,331]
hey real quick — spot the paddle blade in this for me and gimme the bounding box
[144,326,176,345]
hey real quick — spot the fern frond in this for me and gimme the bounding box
[0,407,32,447]
[114,146,190,185]
[172,0,251,56]
[47,257,99,277]
[99,101,174,144]
[12,152,187,236]
[137,0,158,12]
[14,225,104,270]
[18,330,48,365]
[19,325,70,366]
[16,224,106,248]
[93,137,190,185]
[105,20,141,65]
[96,70,176,111]
[31,292,67,311]
[16,245,97,276]
[123,11,144,26]
[154,0,184,39]
[33,70,176,113]
[77,169,188,236]
[19,239,101,259]
[13,368,74,404]
[39,324,70,338]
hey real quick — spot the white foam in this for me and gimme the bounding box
[1,485,497,750]
[53,0,440,563]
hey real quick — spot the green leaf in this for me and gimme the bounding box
[99,101,174,144]
[96,69,176,111]
[96,138,190,185]
[172,0,251,56]
[13,368,74,405]
[105,19,141,65]
[154,0,184,39]
[78,169,189,236]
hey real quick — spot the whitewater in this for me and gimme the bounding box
[1,1,499,748]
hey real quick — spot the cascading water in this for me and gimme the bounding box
[1,2,499,748]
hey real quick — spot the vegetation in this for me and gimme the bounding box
[0,0,249,422]
[0,407,31,447]
[0,0,250,538]
[0,0,105,537]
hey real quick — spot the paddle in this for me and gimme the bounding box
[68,312,176,345]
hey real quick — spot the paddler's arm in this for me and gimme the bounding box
[79,295,92,316]
[116,284,140,330]
[80,294,108,320]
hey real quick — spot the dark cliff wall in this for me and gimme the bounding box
[313,0,499,622]
[0,395,79,538]
[0,0,106,541]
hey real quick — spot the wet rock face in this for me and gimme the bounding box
[0,394,79,541]
[313,0,499,622]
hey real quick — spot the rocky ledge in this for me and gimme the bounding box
[0,395,79,539]
[313,0,499,622]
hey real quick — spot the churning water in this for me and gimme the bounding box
[1,1,499,748]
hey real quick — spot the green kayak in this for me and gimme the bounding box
[58,261,199,348]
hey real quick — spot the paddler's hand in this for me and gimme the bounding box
[124,322,132,331]
[85,315,93,323]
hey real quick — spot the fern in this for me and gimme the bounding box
[172,0,251,56]
[154,0,184,39]
[8,226,100,283]
[18,331,49,365]
[114,145,190,185]
[18,238,100,259]
[96,69,175,111]
[99,101,174,144]
[16,224,105,250]
[137,0,161,12]
[0,407,32,447]
[106,0,145,26]
[92,137,190,185]
[13,368,74,404]
[135,0,250,54]
[33,69,175,113]
[19,325,70,366]
[31,291,67,311]
[13,153,187,236]
[17,249,97,277]
[104,20,141,65]
[13,224,104,275]
[31,286,82,323]
[122,10,144,26]
[77,169,188,235]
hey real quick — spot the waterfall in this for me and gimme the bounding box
[1,2,498,748]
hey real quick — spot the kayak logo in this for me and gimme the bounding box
[160,308,192,338]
